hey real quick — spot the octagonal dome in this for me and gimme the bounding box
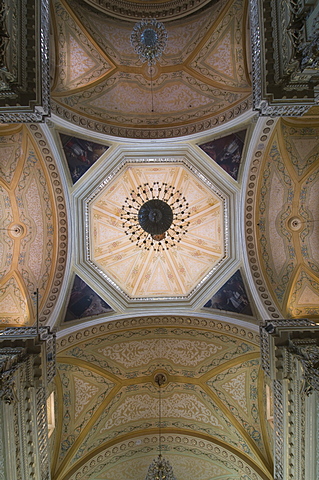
[86,160,227,300]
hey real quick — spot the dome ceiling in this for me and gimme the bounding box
[51,0,252,138]
[72,141,239,310]
[88,162,225,299]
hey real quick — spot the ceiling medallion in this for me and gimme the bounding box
[130,18,168,65]
[121,182,190,252]
[145,373,177,480]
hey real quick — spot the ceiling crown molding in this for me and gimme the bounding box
[80,0,215,21]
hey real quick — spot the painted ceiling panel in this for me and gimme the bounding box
[67,434,267,480]
[203,270,253,316]
[299,167,319,272]
[0,276,28,325]
[198,129,247,180]
[81,0,217,21]
[1,0,319,477]
[59,133,109,183]
[63,275,113,322]
[207,358,270,461]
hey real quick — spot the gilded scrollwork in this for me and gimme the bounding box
[249,0,319,115]
[0,0,50,122]
[0,1,9,70]
[260,318,319,480]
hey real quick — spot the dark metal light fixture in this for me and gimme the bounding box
[121,182,190,252]
[130,18,168,66]
[130,18,168,112]
[144,373,177,480]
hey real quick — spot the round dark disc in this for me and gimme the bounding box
[138,199,173,235]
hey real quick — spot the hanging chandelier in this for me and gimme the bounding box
[145,373,177,480]
[130,18,168,66]
[121,182,190,252]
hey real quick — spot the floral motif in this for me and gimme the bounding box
[99,339,222,367]
[222,371,247,412]
[100,393,223,430]
[74,377,99,418]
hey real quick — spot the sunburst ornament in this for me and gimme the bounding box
[121,182,190,252]
[130,18,168,66]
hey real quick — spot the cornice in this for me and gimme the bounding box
[56,315,260,352]
[80,0,215,21]
[27,124,69,325]
[51,96,252,140]
[243,117,282,320]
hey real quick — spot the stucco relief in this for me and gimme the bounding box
[0,184,13,281]
[67,433,265,480]
[52,0,112,93]
[80,0,218,21]
[0,130,23,184]
[222,371,248,413]
[57,317,260,352]
[100,393,223,430]
[99,339,222,368]
[74,376,99,419]
[0,277,28,324]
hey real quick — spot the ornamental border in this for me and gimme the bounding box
[244,118,281,319]
[27,124,68,325]
[68,433,264,480]
[56,315,260,352]
[80,0,214,21]
[51,97,252,140]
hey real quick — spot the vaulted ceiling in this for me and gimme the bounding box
[51,0,251,138]
[1,0,319,479]
[52,317,272,480]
